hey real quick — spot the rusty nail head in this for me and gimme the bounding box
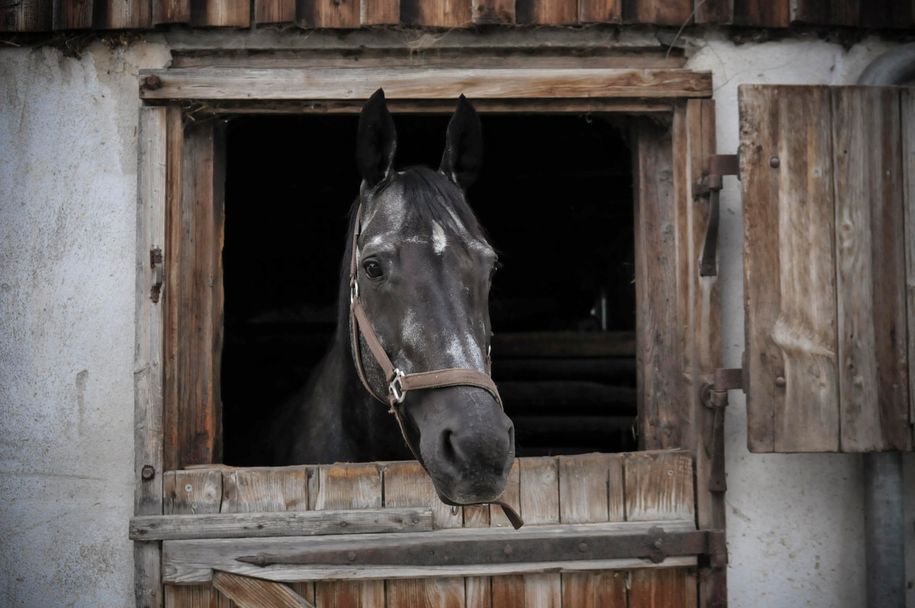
[503,544,513,556]
[143,75,162,90]
[775,376,786,387]
[141,465,155,480]
[769,156,780,168]
[578,542,588,553]
[347,551,356,561]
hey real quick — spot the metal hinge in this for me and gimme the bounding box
[697,154,739,277]
[700,365,744,494]
[150,247,164,303]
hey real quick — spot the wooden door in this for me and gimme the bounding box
[741,85,915,453]
[140,452,702,607]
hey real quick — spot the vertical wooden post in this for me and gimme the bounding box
[164,117,226,469]
[134,105,168,608]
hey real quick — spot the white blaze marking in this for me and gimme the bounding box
[446,332,484,370]
[432,222,447,255]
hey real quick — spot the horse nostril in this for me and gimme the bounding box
[441,429,458,463]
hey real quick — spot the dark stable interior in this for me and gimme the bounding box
[222,113,635,465]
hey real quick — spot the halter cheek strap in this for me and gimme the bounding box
[348,202,523,530]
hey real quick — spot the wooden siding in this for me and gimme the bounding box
[158,452,698,607]
[164,119,226,469]
[741,85,914,453]
[3,0,913,30]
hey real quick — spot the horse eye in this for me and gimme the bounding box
[363,259,384,280]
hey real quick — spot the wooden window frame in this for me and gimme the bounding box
[134,59,723,607]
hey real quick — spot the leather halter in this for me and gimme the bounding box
[348,200,523,529]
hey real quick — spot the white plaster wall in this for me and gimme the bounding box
[0,42,170,607]
[686,35,913,608]
[0,30,909,608]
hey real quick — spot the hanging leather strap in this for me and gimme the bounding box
[347,201,522,529]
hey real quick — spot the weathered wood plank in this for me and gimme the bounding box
[560,452,625,606]
[386,577,465,608]
[191,0,249,26]
[213,571,314,608]
[385,462,463,608]
[165,120,225,468]
[361,0,398,23]
[153,0,191,23]
[634,118,686,449]
[53,0,93,28]
[95,0,150,28]
[222,468,308,513]
[562,570,627,607]
[311,464,384,608]
[0,0,52,31]
[490,459,520,529]
[622,0,692,25]
[629,568,698,608]
[516,0,577,24]
[402,0,471,26]
[255,0,294,23]
[297,0,359,28]
[138,68,714,102]
[579,0,621,23]
[163,521,698,583]
[165,470,223,514]
[683,98,727,608]
[558,453,623,524]
[163,106,183,472]
[695,0,731,23]
[131,507,434,540]
[492,458,561,608]
[740,85,840,452]
[790,0,859,26]
[169,49,686,70]
[472,0,513,23]
[832,87,910,451]
[904,89,915,441]
[463,503,491,608]
[624,452,694,522]
[165,584,215,608]
[384,461,462,529]
[733,0,790,26]
[135,105,167,608]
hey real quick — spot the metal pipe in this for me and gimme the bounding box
[863,453,905,608]
[856,45,913,608]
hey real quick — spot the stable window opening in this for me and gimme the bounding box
[222,113,635,465]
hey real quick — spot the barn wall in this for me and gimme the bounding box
[0,30,912,608]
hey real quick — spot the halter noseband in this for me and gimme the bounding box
[347,200,523,529]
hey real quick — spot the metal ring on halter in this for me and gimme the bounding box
[350,281,359,303]
[389,369,406,404]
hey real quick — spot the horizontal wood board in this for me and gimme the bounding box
[160,452,697,607]
[740,85,914,453]
[138,68,713,102]
[5,0,914,29]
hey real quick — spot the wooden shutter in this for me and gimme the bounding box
[740,85,914,453]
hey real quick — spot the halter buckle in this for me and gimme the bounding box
[350,280,359,303]
[389,369,406,404]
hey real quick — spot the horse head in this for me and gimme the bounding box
[350,89,515,505]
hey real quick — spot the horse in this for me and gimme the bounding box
[265,89,515,506]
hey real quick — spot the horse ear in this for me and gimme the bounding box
[357,88,397,188]
[440,95,482,191]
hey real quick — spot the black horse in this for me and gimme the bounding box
[266,90,515,506]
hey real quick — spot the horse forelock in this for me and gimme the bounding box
[356,166,492,254]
